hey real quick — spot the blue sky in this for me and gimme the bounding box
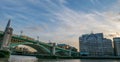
[0,0,120,49]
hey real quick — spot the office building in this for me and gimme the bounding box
[113,37,120,56]
[79,33,113,56]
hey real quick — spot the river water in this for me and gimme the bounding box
[0,55,120,62]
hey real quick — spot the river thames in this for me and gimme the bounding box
[0,55,120,62]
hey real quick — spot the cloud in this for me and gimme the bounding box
[0,0,120,50]
[24,26,45,32]
[44,0,120,49]
[59,0,67,4]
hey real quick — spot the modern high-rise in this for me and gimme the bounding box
[79,33,113,56]
[113,37,120,56]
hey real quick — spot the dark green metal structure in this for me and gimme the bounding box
[0,32,78,57]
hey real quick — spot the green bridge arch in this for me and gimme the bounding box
[10,42,51,54]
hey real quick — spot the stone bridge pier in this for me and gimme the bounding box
[51,43,56,55]
[1,20,13,50]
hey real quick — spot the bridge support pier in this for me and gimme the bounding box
[69,48,72,56]
[0,20,13,58]
[1,20,13,50]
[51,43,56,55]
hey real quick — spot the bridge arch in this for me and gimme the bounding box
[11,43,51,54]
[24,44,51,54]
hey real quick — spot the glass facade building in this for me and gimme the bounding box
[79,33,113,56]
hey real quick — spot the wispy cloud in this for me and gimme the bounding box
[0,0,120,49]
[90,0,99,5]
[46,0,120,49]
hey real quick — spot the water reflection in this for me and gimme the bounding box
[0,55,120,62]
[38,59,120,62]
[38,59,80,62]
[80,59,120,62]
[9,55,38,62]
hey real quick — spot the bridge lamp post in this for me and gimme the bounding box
[20,30,23,37]
[37,36,39,41]
[36,36,39,44]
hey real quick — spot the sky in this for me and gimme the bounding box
[0,0,120,50]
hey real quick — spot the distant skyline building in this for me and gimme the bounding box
[79,33,113,56]
[113,37,120,56]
